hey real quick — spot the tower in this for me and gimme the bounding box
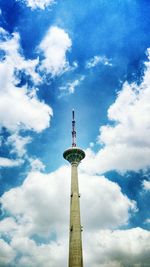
[63,110,85,267]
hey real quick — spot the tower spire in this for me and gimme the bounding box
[72,109,76,147]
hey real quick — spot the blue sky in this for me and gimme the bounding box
[0,0,150,266]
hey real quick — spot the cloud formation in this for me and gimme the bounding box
[39,26,72,76]
[19,0,55,10]
[0,28,52,133]
[143,180,150,191]
[80,172,136,230]
[7,133,32,157]
[29,158,45,171]
[86,55,112,69]
[0,166,69,237]
[0,157,23,167]
[59,75,85,96]
[84,227,150,267]
[81,48,150,174]
[0,238,15,266]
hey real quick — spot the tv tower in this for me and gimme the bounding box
[63,110,85,267]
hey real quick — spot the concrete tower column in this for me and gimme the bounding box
[69,162,83,267]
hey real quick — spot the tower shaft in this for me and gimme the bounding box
[69,163,83,267]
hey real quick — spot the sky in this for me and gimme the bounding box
[0,0,150,266]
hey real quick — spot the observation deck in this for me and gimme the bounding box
[63,147,85,165]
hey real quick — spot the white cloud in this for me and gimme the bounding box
[0,166,70,266]
[39,26,72,76]
[7,133,32,157]
[20,0,55,10]
[11,236,67,267]
[0,157,23,167]
[81,48,150,174]
[143,180,150,191]
[29,158,45,171]
[80,172,136,230]
[68,78,83,94]
[86,55,112,69]
[0,85,52,132]
[84,228,150,267]
[0,29,52,132]
[0,166,70,237]
[0,27,7,36]
[59,75,85,96]
[0,217,18,235]
[0,239,16,266]
[0,32,41,85]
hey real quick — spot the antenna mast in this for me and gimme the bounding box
[72,110,76,147]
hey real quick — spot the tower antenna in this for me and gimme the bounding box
[72,109,76,147]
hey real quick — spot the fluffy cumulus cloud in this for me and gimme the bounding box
[81,48,150,174]
[84,227,150,267]
[0,238,16,266]
[80,172,136,230]
[0,28,52,133]
[0,235,67,267]
[20,0,55,10]
[0,165,139,266]
[39,26,72,76]
[0,166,70,237]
